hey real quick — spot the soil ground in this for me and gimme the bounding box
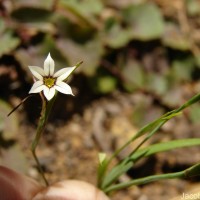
[14,90,200,200]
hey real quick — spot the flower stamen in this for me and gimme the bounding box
[43,77,56,88]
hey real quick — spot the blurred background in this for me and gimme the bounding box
[1,0,200,199]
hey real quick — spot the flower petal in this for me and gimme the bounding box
[44,53,55,76]
[54,66,76,81]
[29,66,44,80]
[43,86,56,101]
[29,81,44,93]
[55,81,74,96]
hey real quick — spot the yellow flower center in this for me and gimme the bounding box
[43,77,56,88]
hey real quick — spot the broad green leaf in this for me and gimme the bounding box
[0,31,19,57]
[0,144,28,173]
[59,0,103,28]
[122,3,164,40]
[162,23,191,50]
[103,19,132,48]
[96,76,117,94]
[105,0,136,9]
[11,7,52,22]
[171,58,194,81]
[15,49,43,74]
[0,100,28,174]
[59,0,103,16]
[186,0,200,16]
[10,1,55,31]
[189,104,200,124]
[195,55,200,68]
[57,38,104,76]
[40,35,70,69]
[0,19,5,34]
[162,84,184,107]
[11,0,54,9]
[20,21,56,34]
[0,100,18,139]
[146,73,168,95]
[122,60,145,91]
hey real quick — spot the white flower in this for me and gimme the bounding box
[29,53,76,101]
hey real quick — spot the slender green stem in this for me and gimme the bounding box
[31,145,49,186]
[31,95,56,186]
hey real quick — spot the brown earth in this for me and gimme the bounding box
[14,90,200,200]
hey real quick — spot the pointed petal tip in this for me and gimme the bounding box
[47,52,51,57]
[68,92,75,96]
[46,52,53,60]
[75,61,83,68]
[43,87,55,101]
[44,52,55,76]
[54,81,74,96]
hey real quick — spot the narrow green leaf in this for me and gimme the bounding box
[105,171,184,193]
[184,163,200,177]
[104,163,200,193]
[102,138,200,189]
[100,93,200,189]
[101,162,133,189]
[101,149,148,189]
[131,138,200,162]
